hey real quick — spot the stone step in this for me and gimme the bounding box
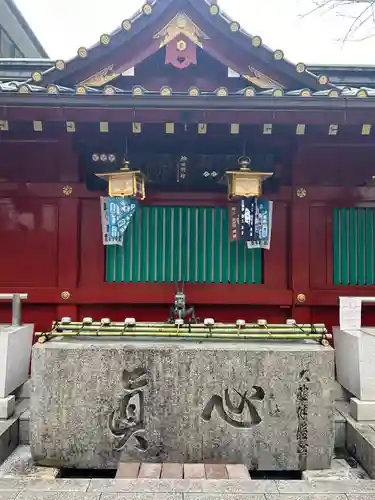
[0,397,30,466]
[116,462,250,479]
[13,380,30,400]
[335,400,375,479]
[0,417,18,465]
[19,407,29,445]
[0,445,59,479]
[335,408,346,450]
[0,396,30,464]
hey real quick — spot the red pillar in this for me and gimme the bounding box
[291,147,311,324]
[57,135,79,321]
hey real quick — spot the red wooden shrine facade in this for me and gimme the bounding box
[1,0,375,332]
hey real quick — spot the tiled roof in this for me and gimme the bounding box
[19,0,332,91]
[0,81,374,98]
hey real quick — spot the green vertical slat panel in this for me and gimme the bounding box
[181,207,189,283]
[121,217,131,282]
[229,242,237,284]
[172,207,179,282]
[222,207,229,283]
[115,244,123,283]
[243,242,248,284]
[164,207,172,283]
[197,208,205,283]
[349,208,357,285]
[188,207,197,283]
[333,209,340,285]
[122,220,130,283]
[205,208,214,283]
[131,210,139,283]
[148,206,156,283]
[357,209,365,286]
[333,207,375,286]
[106,246,115,282]
[139,206,148,282]
[340,209,349,285]
[146,207,152,282]
[136,209,142,282]
[237,241,246,284]
[253,249,262,284]
[365,209,373,284]
[106,205,264,284]
[213,207,222,284]
[156,207,164,283]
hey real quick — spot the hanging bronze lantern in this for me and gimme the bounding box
[95,158,145,199]
[225,156,273,199]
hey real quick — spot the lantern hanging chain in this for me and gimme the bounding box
[242,139,247,158]
[240,140,250,171]
[122,136,129,171]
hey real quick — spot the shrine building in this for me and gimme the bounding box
[1,0,375,331]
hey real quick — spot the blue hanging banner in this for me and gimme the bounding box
[240,197,273,250]
[100,197,138,246]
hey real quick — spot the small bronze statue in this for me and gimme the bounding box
[168,283,199,324]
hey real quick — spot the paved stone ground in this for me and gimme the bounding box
[116,462,250,479]
[0,478,375,499]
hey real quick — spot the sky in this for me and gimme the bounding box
[14,0,375,65]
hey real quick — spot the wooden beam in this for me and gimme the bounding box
[0,286,292,305]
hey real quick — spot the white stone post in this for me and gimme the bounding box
[335,296,375,421]
[0,294,33,419]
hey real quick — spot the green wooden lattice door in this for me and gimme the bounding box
[333,207,375,285]
[106,206,262,284]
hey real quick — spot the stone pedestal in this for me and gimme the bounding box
[0,396,15,419]
[0,325,34,399]
[334,327,375,422]
[30,339,334,471]
[333,327,375,400]
[350,398,375,421]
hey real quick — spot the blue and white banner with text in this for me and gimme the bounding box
[240,197,273,250]
[100,197,138,246]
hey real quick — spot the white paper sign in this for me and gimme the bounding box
[339,297,362,330]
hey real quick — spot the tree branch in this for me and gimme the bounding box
[302,0,375,41]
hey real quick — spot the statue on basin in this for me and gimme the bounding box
[168,283,199,324]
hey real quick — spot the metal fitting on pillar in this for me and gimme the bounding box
[0,293,28,327]
[12,294,21,327]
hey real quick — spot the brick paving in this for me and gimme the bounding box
[116,463,249,479]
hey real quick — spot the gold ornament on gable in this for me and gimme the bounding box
[243,66,283,90]
[80,65,119,88]
[176,39,187,51]
[154,12,209,48]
